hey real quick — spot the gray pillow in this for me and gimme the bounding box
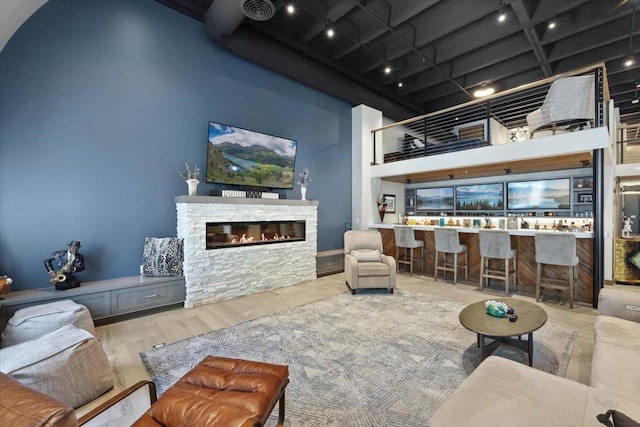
[142,237,184,277]
[351,249,381,262]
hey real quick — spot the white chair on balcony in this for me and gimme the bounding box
[526,75,595,138]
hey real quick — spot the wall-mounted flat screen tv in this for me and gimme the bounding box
[456,183,504,210]
[206,121,297,189]
[416,187,454,210]
[507,178,570,210]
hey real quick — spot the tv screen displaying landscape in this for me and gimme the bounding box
[507,178,570,210]
[416,187,454,210]
[456,183,504,210]
[206,121,297,189]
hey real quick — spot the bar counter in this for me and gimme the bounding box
[372,224,594,304]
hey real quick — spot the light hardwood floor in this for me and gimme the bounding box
[94,270,599,399]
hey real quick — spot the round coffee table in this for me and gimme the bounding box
[459,299,547,366]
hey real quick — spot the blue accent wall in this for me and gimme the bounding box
[0,0,352,291]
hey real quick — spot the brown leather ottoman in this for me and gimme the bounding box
[134,355,289,427]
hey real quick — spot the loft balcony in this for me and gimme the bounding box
[371,64,611,183]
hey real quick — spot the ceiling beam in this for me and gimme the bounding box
[352,0,471,98]
[299,1,357,44]
[511,0,552,77]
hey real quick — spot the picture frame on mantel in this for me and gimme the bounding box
[384,194,396,213]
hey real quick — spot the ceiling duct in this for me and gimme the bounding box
[241,0,275,21]
[204,0,246,41]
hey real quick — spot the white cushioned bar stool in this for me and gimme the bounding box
[393,226,424,276]
[479,230,517,295]
[434,228,468,285]
[535,233,579,309]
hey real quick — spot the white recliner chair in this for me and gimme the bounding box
[526,75,595,138]
[344,230,396,294]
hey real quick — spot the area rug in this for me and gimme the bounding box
[140,290,577,426]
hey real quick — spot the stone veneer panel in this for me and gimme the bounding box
[176,196,318,308]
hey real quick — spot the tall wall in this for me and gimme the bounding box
[0,0,352,291]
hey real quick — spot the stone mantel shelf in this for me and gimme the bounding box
[175,196,319,206]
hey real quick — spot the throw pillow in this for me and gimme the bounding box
[597,409,640,427]
[142,237,184,277]
[627,251,640,270]
[350,249,381,262]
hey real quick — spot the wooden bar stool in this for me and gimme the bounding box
[535,233,579,309]
[434,228,468,285]
[393,226,424,275]
[479,230,517,295]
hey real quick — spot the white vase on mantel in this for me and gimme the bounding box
[186,179,199,196]
[300,186,307,201]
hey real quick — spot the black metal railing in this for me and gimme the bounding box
[617,124,640,164]
[373,64,608,165]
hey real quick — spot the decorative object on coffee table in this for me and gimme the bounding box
[179,163,200,196]
[485,300,508,317]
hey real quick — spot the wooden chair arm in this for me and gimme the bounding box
[78,380,157,426]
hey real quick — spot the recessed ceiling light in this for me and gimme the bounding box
[286,4,294,14]
[625,58,634,67]
[398,82,403,88]
[474,86,495,98]
[548,20,556,29]
[326,27,334,38]
[384,66,391,74]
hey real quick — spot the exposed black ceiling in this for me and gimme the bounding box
[157,0,640,125]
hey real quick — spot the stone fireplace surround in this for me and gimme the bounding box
[176,196,318,308]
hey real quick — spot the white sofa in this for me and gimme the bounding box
[429,286,640,426]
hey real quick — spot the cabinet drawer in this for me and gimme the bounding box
[70,293,111,319]
[110,282,185,315]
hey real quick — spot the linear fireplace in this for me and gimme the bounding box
[206,220,305,249]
